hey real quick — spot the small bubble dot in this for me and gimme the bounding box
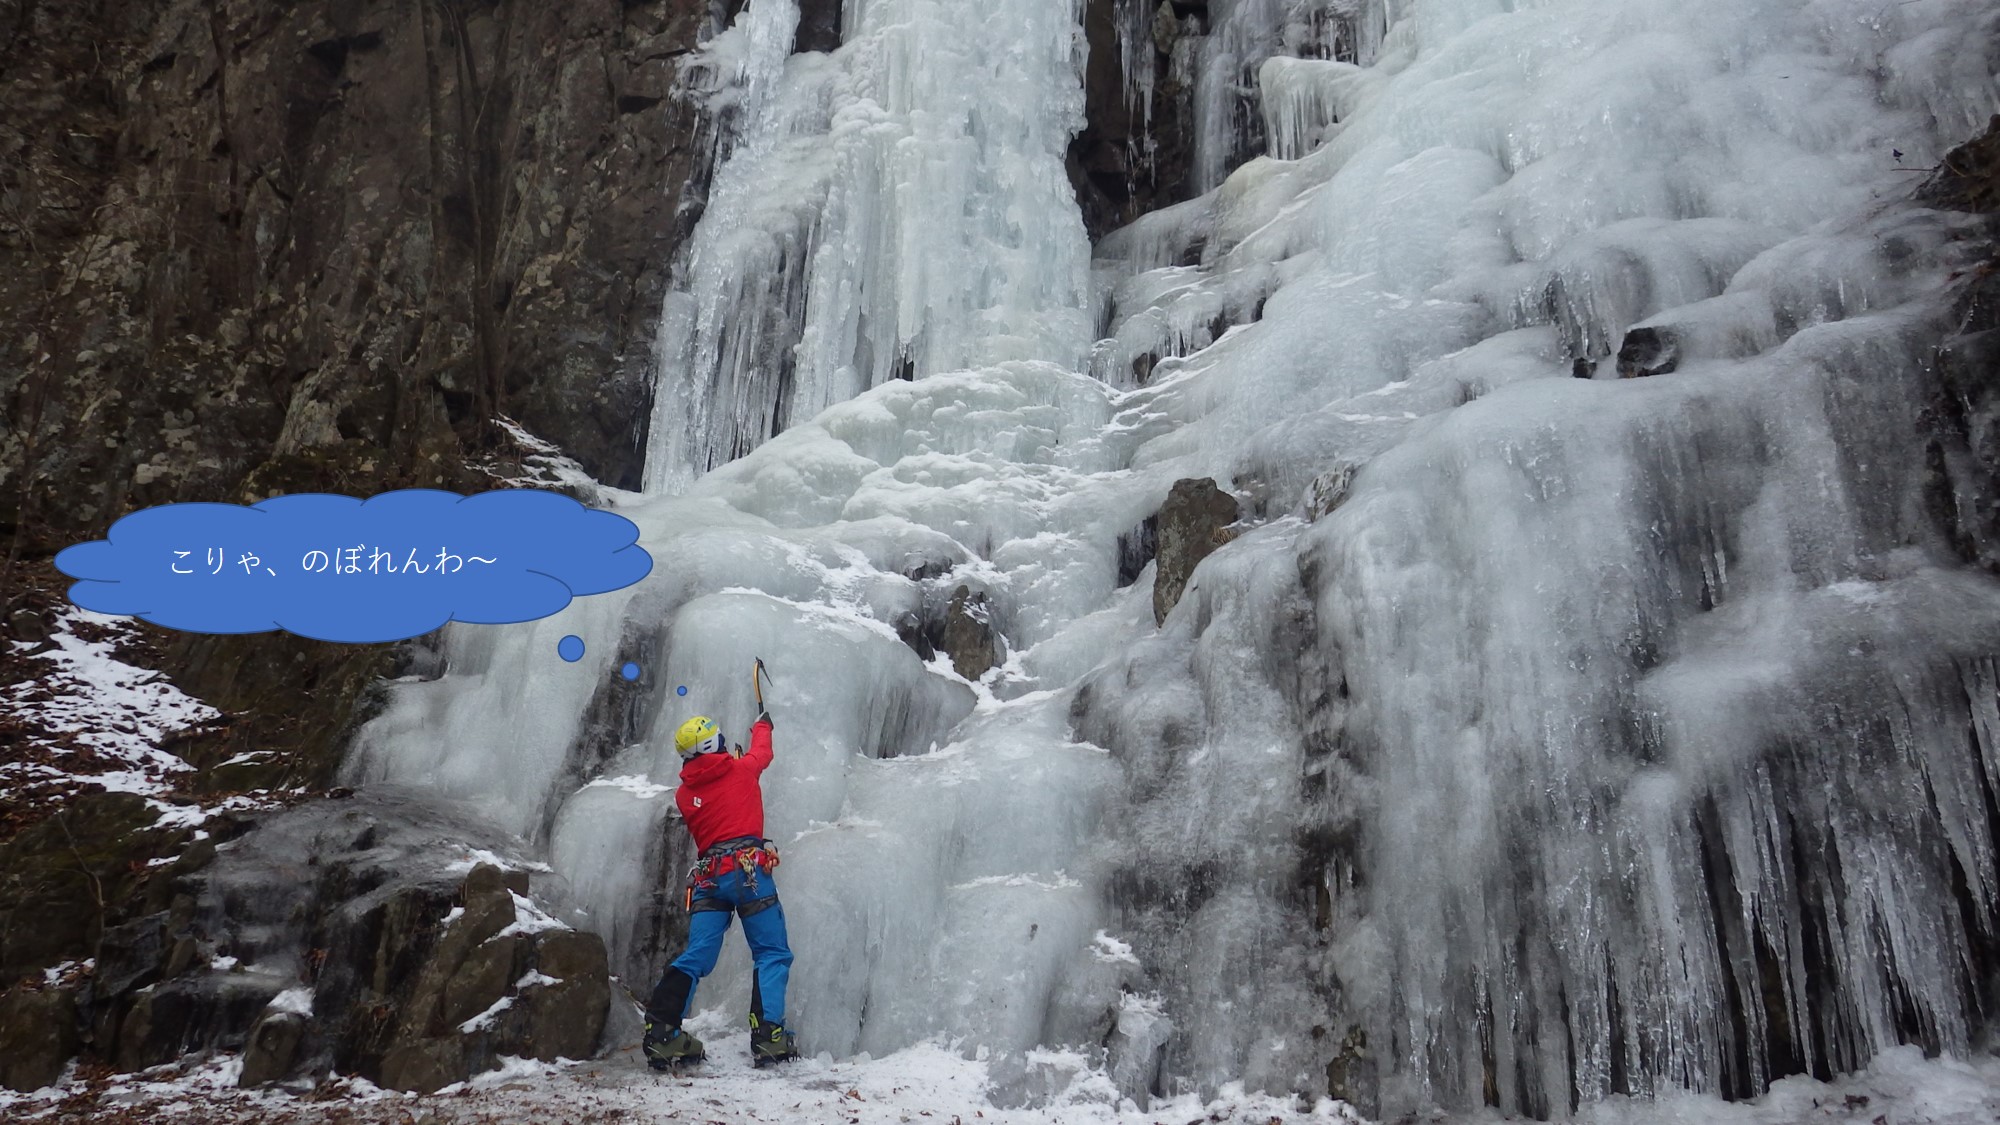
[557,635,585,662]
[621,662,642,682]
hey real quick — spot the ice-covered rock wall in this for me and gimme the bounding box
[350,0,2000,1116]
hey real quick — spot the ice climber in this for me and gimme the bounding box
[642,711,799,1069]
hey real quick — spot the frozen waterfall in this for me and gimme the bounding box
[348,0,2000,1117]
[640,0,1095,493]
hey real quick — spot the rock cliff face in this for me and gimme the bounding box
[0,0,710,565]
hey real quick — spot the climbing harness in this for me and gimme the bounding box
[682,834,781,912]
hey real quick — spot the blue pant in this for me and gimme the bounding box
[648,865,794,1027]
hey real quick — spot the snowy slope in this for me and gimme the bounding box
[2,605,292,835]
[4,1032,1996,1125]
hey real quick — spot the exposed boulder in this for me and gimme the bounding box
[60,797,620,1093]
[1615,325,1680,378]
[512,929,613,1062]
[94,912,171,1001]
[371,867,611,1090]
[940,585,1000,682]
[238,1009,308,1088]
[377,1035,472,1097]
[0,986,80,1092]
[1152,478,1241,624]
[892,578,1003,683]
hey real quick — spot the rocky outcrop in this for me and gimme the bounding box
[237,1009,306,1088]
[1919,113,2000,212]
[1152,477,1241,624]
[262,801,609,1091]
[371,865,610,1093]
[0,789,615,1093]
[1921,115,2000,575]
[894,579,1003,683]
[938,585,1000,682]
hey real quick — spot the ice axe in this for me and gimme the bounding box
[731,658,773,759]
[753,657,773,714]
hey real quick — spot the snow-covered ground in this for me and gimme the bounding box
[3,1035,1996,1125]
[1,600,296,837]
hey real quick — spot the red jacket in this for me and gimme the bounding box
[675,719,773,853]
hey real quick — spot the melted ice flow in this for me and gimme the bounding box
[351,0,2000,1116]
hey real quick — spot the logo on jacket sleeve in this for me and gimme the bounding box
[693,797,703,808]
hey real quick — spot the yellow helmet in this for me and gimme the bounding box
[674,715,724,759]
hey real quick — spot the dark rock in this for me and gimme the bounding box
[390,885,515,1047]
[1152,478,1241,624]
[463,863,531,901]
[0,792,162,983]
[440,934,526,1032]
[1924,326,2000,573]
[116,974,284,1071]
[890,573,1003,681]
[377,1035,471,1096]
[1117,518,1159,587]
[1070,0,1197,238]
[1616,325,1679,378]
[896,610,937,661]
[0,987,80,1092]
[795,0,843,53]
[1325,1025,1378,1118]
[94,913,171,1002]
[6,609,47,643]
[1,1,714,557]
[172,836,219,876]
[163,933,202,979]
[940,585,999,682]
[1919,114,2000,212]
[238,1010,307,1088]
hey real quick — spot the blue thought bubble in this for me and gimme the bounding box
[55,490,654,643]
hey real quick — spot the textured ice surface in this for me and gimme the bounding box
[350,0,2000,1116]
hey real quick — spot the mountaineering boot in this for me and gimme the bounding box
[643,1022,705,1070]
[749,1014,799,1067]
